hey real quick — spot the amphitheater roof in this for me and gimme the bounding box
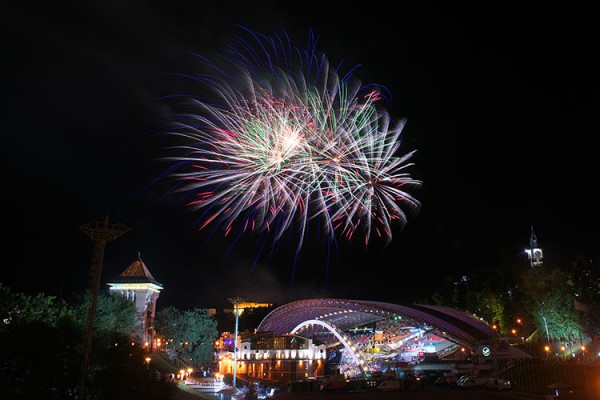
[257,298,497,348]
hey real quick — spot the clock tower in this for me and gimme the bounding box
[524,226,543,267]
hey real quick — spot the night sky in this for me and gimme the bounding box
[4,1,598,312]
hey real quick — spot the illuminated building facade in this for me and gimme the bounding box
[219,333,326,383]
[107,253,163,348]
[216,299,533,385]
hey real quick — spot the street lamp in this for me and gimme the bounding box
[227,297,272,392]
[228,297,245,392]
[544,345,550,359]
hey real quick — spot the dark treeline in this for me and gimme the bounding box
[422,254,599,354]
[0,283,177,400]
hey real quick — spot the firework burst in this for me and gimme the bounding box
[161,26,421,259]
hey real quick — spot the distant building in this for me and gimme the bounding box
[223,301,273,316]
[107,253,163,348]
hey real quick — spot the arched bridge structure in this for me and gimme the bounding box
[290,319,368,375]
[257,298,499,372]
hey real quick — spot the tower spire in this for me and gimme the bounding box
[529,225,538,248]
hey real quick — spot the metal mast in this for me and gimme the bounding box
[78,214,131,400]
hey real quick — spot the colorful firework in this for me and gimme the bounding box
[161,26,421,258]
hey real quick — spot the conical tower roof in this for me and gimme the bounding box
[110,252,163,287]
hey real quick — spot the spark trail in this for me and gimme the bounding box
[161,26,421,277]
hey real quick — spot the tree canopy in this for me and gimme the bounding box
[0,284,177,400]
[426,253,598,345]
[155,306,219,370]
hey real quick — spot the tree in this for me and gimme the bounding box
[85,332,177,400]
[0,282,72,329]
[72,290,139,338]
[0,309,81,399]
[519,266,579,343]
[569,255,600,336]
[155,306,219,369]
[0,284,177,400]
[425,265,516,334]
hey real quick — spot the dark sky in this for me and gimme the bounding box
[3,1,598,312]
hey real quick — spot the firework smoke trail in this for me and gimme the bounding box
[162,26,421,276]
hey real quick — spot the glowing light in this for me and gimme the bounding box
[107,283,162,292]
[161,26,421,258]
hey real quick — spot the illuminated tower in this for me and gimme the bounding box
[79,214,131,400]
[107,252,163,348]
[525,225,544,267]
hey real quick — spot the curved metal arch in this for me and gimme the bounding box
[291,319,365,375]
[257,298,497,350]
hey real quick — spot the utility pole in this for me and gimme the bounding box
[78,214,130,400]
